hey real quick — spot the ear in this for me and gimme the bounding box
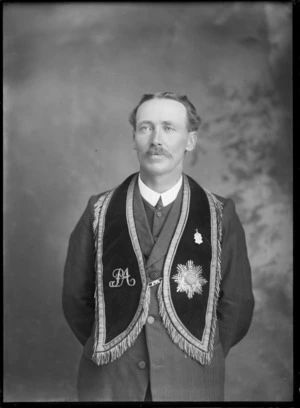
[185,131,198,152]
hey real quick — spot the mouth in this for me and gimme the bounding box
[146,153,166,161]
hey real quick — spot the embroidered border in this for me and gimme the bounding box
[92,190,115,359]
[203,189,223,357]
[92,175,150,365]
[157,176,223,364]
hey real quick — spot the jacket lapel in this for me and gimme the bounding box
[133,181,154,258]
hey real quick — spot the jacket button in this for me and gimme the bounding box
[149,271,159,280]
[138,361,146,369]
[147,316,155,324]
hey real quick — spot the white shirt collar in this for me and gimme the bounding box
[138,173,183,207]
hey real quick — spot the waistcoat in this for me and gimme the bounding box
[92,173,223,366]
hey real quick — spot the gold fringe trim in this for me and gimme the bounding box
[92,192,112,247]
[92,176,151,366]
[92,190,115,362]
[158,282,212,365]
[92,285,151,365]
[157,189,224,366]
[205,192,224,359]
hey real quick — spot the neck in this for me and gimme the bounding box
[139,169,183,193]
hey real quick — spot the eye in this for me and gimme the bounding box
[139,125,153,133]
[164,126,175,132]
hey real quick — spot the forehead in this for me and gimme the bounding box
[136,98,187,125]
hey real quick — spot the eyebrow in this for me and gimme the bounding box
[162,121,176,126]
[137,120,154,126]
[137,120,177,127]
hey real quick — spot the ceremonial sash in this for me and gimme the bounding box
[92,173,223,365]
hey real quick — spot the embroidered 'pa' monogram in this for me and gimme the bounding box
[109,268,136,288]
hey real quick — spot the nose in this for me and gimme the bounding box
[151,126,162,145]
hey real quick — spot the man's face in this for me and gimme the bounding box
[133,98,197,178]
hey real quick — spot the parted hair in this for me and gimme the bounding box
[129,92,202,132]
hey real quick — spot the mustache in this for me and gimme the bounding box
[147,145,173,158]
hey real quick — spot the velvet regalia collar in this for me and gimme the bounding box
[92,173,223,365]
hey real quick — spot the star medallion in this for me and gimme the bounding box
[172,260,207,299]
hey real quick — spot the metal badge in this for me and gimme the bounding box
[172,260,207,299]
[194,229,203,245]
[148,278,162,287]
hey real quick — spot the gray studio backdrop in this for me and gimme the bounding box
[4,3,292,402]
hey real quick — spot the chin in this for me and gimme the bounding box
[140,162,170,177]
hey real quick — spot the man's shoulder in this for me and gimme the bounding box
[186,175,230,206]
[89,173,139,206]
[210,192,237,217]
[91,190,110,201]
[211,193,228,206]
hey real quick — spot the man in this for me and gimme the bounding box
[62,92,255,402]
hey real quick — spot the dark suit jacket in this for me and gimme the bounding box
[62,177,254,401]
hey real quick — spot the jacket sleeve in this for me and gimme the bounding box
[217,198,255,357]
[62,195,98,346]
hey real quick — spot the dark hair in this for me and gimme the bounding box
[129,92,201,132]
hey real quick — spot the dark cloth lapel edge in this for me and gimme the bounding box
[133,180,155,257]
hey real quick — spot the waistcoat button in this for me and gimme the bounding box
[156,211,162,217]
[138,361,146,370]
[147,316,155,324]
[149,271,159,280]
